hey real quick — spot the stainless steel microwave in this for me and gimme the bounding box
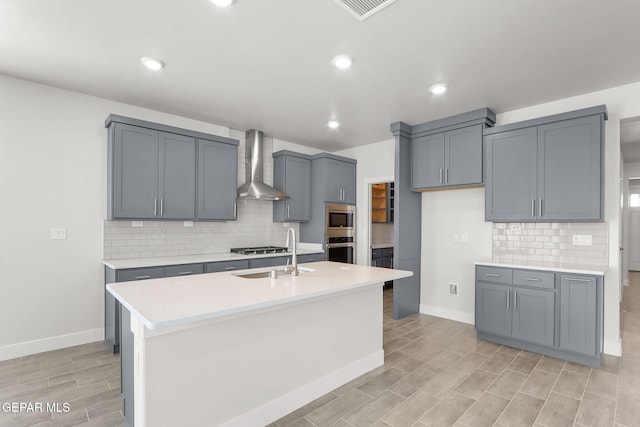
[325,204,355,237]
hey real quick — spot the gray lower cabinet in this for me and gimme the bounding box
[476,265,603,367]
[297,253,323,263]
[204,260,249,273]
[560,274,601,356]
[484,106,606,222]
[273,151,312,222]
[412,125,483,190]
[197,138,238,220]
[248,256,290,269]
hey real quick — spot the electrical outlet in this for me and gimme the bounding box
[509,224,522,231]
[51,228,67,240]
[572,235,593,246]
[131,221,144,227]
[461,233,469,242]
[449,283,458,296]
[183,221,194,227]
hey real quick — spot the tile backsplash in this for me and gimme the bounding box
[492,222,608,266]
[103,200,296,259]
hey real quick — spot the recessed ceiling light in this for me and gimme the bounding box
[332,55,353,70]
[429,83,447,95]
[211,0,235,6]
[141,57,165,71]
[328,120,340,129]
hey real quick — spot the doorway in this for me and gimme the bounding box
[368,180,395,292]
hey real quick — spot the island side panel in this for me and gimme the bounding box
[135,285,383,427]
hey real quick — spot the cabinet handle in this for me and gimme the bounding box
[565,277,592,283]
[224,266,236,271]
[523,277,541,282]
[160,198,164,216]
[506,289,510,309]
[135,275,151,280]
[445,168,449,183]
[531,199,535,217]
[233,203,237,218]
[485,273,501,277]
[178,271,192,275]
[514,289,518,310]
[154,198,157,216]
[287,205,290,219]
[440,168,443,184]
[539,198,542,217]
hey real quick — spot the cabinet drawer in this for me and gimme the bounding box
[513,269,555,290]
[297,253,322,263]
[476,266,512,284]
[205,260,249,273]
[371,248,382,258]
[116,267,165,282]
[249,256,289,269]
[165,263,204,277]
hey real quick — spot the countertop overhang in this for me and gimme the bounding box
[475,259,607,275]
[107,261,412,331]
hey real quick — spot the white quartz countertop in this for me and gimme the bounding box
[103,245,324,270]
[107,261,412,330]
[475,259,607,275]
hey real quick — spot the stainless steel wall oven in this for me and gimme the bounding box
[325,204,355,264]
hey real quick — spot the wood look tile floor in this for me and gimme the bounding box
[2,274,640,427]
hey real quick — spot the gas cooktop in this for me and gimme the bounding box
[230,246,289,255]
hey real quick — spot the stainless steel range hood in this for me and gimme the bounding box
[237,129,289,200]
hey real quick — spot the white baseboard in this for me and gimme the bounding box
[604,338,623,357]
[0,328,105,362]
[420,304,475,325]
[220,350,384,427]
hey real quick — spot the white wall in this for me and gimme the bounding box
[622,161,640,286]
[421,188,493,323]
[0,74,313,360]
[335,139,395,266]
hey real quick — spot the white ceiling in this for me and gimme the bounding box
[3,0,640,151]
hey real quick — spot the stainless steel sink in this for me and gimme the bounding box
[233,267,315,279]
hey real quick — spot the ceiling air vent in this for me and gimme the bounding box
[334,0,400,21]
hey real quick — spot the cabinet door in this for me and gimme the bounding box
[511,287,555,347]
[284,156,311,221]
[475,282,512,337]
[159,132,196,219]
[341,161,357,204]
[248,256,290,269]
[116,267,165,282]
[485,127,538,221]
[112,123,160,219]
[537,115,602,221]
[325,159,344,203]
[197,139,238,220]
[445,125,483,186]
[560,275,597,356]
[412,133,445,190]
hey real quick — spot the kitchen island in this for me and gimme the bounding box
[107,261,412,427]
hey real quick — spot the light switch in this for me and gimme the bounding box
[51,228,67,240]
[184,221,194,227]
[461,233,469,242]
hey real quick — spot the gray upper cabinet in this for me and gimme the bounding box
[110,125,195,220]
[158,132,196,219]
[485,127,538,221]
[106,115,239,221]
[197,138,238,220]
[273,151,311,222]
[484,106,606,222]
[111,123,160,219]
[323,157,357,204]
[412,125,483,190]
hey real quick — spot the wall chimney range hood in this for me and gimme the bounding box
[237,129,289,201]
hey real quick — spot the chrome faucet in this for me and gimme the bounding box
[285,227,298,276]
